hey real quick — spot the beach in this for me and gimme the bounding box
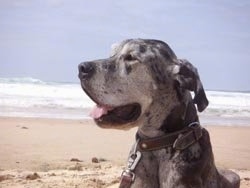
[0,117,249,188]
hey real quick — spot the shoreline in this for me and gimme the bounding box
[0,116,250,187]
[2,105,250,127]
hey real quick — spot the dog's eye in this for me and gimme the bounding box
[124,54,135,61]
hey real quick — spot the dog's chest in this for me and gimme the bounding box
[132,143,202,187]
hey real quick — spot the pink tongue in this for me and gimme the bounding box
[90,105,111,119]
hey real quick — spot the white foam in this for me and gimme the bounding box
[0,77,250,125]
[0,78,95,109]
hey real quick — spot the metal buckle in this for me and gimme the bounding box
[173,122,202,150]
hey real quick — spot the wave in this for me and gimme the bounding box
[0,77,93,108]
[0,77,250,123]
[0,77,46,85]
[206,91,250,108]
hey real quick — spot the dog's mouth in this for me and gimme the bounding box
[90,103,141,125]
[80,86,141,127]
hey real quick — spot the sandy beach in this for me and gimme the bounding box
[0,117,250,188]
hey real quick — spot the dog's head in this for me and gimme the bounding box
[78,39,208,130]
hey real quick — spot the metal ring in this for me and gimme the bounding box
[188,122,199,127]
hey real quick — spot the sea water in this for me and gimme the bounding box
[0,77,249,126]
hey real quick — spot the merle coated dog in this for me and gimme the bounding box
[78,39,240,188]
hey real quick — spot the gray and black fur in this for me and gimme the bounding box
[78,39,240,188]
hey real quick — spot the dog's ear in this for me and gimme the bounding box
[172,59,209,112]
[110,42,121,57]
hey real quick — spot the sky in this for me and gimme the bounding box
[0,0,250,91]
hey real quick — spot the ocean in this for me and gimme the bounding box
[0,77,249,126]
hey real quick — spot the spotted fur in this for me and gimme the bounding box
[78,39,240,188]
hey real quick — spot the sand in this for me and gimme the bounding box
[0,117,250,188]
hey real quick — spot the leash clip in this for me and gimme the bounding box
[119,140,142,187]
[127,139,142,171]
[127,151,142,171]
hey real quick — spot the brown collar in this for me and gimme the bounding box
[137,122,203,151]
[119,122,203,188]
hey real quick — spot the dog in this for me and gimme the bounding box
[78,39,240,188]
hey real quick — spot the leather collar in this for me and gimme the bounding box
[119,122,203,188]
[137,122,203,151]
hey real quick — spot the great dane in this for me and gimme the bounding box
[78,39,240,188]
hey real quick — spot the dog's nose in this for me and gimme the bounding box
[78,62,95,80]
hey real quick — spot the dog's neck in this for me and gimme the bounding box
[138,92,199,138]
[159,101,199,133]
